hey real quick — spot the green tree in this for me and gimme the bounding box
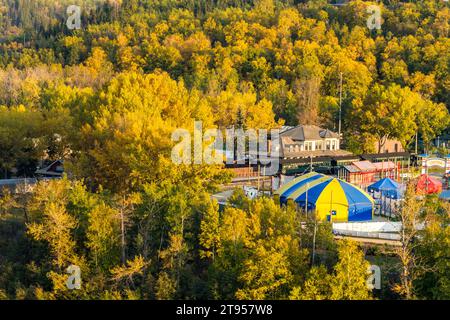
[330,239,372,300]
[236,245,293,299]
[0,106,43,177]
[415,203,450,300]
[386,183,427,300]
[290,265,332,300]
[351,84,419,153]
[86,203,121,271]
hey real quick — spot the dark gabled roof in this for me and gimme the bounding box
[280,126,305,140]
[320,128,339,139]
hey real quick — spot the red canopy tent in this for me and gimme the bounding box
[416,174,442,195]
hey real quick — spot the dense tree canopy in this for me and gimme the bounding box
[0,0,449,301]
[0,0,448,164]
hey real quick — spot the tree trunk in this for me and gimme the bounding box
[120,206,126,265]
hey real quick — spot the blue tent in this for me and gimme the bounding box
[274,172,374,222]
[368,178,402,199]
[439,190,450,201]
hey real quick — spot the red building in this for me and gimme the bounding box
[340,160,396,187]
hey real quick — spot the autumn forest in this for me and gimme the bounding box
[0,0,449,301]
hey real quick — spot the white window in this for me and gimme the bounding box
[317,141,323,150]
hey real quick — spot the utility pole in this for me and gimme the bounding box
[338,72,343,139]
[305,182,309,216]
[262,165,266,194]
[312,218,317,266]
[400,159,404,184]
[329,190,333,224]
[120,196,126,265]
[394,157,397,180]
[248,158,251,185]
[257,163,260,194]
[415,132,418,154]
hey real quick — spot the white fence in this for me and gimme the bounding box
[332,221,425,241]
[333,221,402,233]
[334,229,401,241]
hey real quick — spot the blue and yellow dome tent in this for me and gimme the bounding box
[274,172,374,222]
